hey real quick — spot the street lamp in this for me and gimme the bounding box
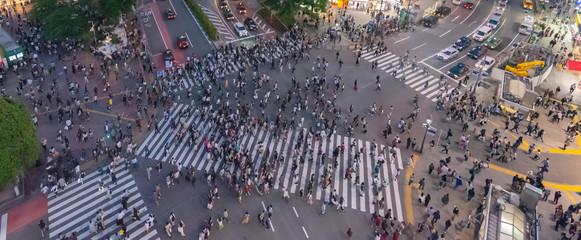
[419,116,432,153]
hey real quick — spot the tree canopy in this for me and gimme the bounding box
[0,97,40,189]
[264,0,327,26]
[29,0,136,42]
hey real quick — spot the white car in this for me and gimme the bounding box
[498,0,507,11]
[437,46,459,61]
[234,22,248,37]
[474,56,496,75]
[452,0,462,5]
[493,9,504,18]
[488,15,502,29]
[472,26,493,41]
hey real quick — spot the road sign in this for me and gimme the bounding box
[427,126,437,136]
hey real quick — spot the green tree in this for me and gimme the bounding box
[29,0,90,41]
[264,0,327,26]
[0,98,40,189]
[97,0,136,26]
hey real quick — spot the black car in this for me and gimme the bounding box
[223,8,234,21]
[422,15,439,27]
[177,36,189,49]
[163,49,175,62]
[463,2,474,9]
[219,0,228,9]
[467,45,488,59]
[244,17,257,31]
[237,2,246,14]
[166,8,177,19]
[434,6,451,18]
[454,37,472,51]
[447,62,470,79]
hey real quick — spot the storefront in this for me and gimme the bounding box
[336,0,399,11]
[0,28,23,68]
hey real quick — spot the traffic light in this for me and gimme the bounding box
[106,133,111,139]
[152,83,155,89]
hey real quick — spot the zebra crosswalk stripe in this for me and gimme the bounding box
[47,165,159,240]
[137,106,404,216]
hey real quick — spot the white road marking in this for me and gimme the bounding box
[452,16,460,22]
[148,9,168,49]
[0,213,6,240]
[261,201,275,232]
[394,36,410,43]
[302,226,310,238]
[439,30,451,37]
[438,55,467,71]
[460,0,481,24]
[412,43,427,51]
[293,206,299,218]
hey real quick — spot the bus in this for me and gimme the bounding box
[523,0,533,9]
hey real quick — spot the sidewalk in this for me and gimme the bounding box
[0,195,47,240]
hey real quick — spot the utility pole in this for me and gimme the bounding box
[419,117,433,153]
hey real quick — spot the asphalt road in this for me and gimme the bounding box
[138,0,215,69]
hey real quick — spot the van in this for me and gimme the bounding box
[472,26,493,42]
[488,15,502,29]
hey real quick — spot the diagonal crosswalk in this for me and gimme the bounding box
[137,104,405,219]
[359,49,458,102]
[47,165,159,240]
[199,5,236,41]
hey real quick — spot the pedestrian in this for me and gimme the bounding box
[223,209,230,223]
[408,173,414,185]
[468,187,475,200]
[347,228,353,239]
[418,192,426,205]
[424,194,431,207]
[39,219,48,237]
[353,80,358,90]
[169,212,176,226]
[441,193,449,206]
[177,220,185,236]
[164,222,172,238]
[218,217,224,230]
[428,163,435,175]
[454,176,463,190]
[444,219,452,233]
[242,212,250,224]
[554,191,563,204]
[418,178,425,190]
